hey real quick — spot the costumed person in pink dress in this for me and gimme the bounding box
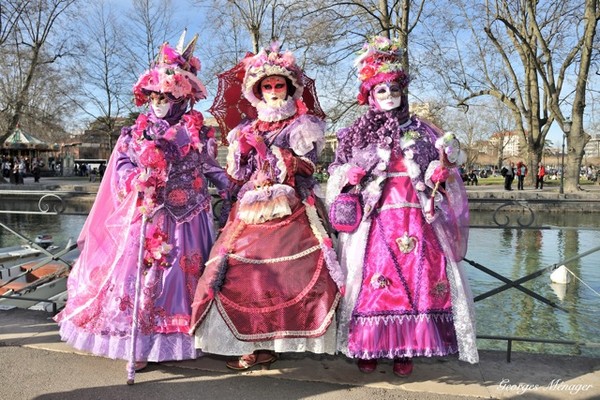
[189,43,344,370]
[55,33,230,371]
[326,36,478,377]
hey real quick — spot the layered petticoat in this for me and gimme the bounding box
[190,200,341,354]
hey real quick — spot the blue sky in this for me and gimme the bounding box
[105,1,588,148]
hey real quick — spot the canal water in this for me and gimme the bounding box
[1,209,599,358]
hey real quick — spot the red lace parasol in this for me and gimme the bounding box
[209,53,326,145]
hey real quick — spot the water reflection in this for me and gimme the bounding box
[1,208,599,357]
[0,213,87,247]
[468,216,599,357]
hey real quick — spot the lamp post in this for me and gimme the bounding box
[559,119,572,194]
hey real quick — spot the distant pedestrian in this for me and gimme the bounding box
[2,159,10,178]
[467,169,479,185]
[516,161,528,190]
[586,165,595,181]
[501,162,515,190]
[32,159,41,183]
[535,162,546,189]
[13,158,26,184]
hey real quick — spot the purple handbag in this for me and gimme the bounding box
[328,190,363,233]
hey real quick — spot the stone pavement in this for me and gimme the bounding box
[0,308,598,400]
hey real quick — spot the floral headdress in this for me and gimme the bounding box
[133,31,207,107]
[355,36,409,105]
[241,42,304,107]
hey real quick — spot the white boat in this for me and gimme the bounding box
[0,276,68,310]
[0,243,62,272]
[34,234,54,249]
[0,245,43,269]
[0,241,78,312]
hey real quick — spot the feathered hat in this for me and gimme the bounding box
[133,30,207,106]
[241,42,304,107]
[355,36,409,105]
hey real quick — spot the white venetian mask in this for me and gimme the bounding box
[373,82,402,111]
[260,76,288,108]
[150,92,171,118]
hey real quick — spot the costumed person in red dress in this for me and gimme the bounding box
[55,32,230,373]
[326,36,478,377]
[189,43,343,370]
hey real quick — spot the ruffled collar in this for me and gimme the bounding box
[256,98,298,122]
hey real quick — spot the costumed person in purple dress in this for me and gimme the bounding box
[55,33,230,371]
[326,36,478,377]
[189,43,344,371]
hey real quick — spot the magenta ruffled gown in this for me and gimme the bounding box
[347,156,457,359]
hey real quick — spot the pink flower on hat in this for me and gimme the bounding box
[132,33,207,106]
[160,73,176,93]
[359,65,377,81]
[356,92,368,105]
[355,36,409,103]
[170,74,192,98]
[280,52,296,67]
[374,36,391,47]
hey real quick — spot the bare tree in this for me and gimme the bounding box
[421,0,599,192]
[296,0,427,126]
[123,0,175,80]
[70,1,130,151]
[0,0,80,144]
[443,103,496,169]
[191,0,264,92]
[0,0,29,46]
[228,0,273,53]
[562,0,599,190]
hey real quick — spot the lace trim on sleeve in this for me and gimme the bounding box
[271,146,287,183]
[288,117,325,156]
[325,164,352,206]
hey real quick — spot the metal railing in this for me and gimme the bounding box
[467,198,600,361]
[1,191,599,361]
[0,192,76,314]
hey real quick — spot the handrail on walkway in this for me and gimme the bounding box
[476,334,599,363]
[0,294,59,315]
